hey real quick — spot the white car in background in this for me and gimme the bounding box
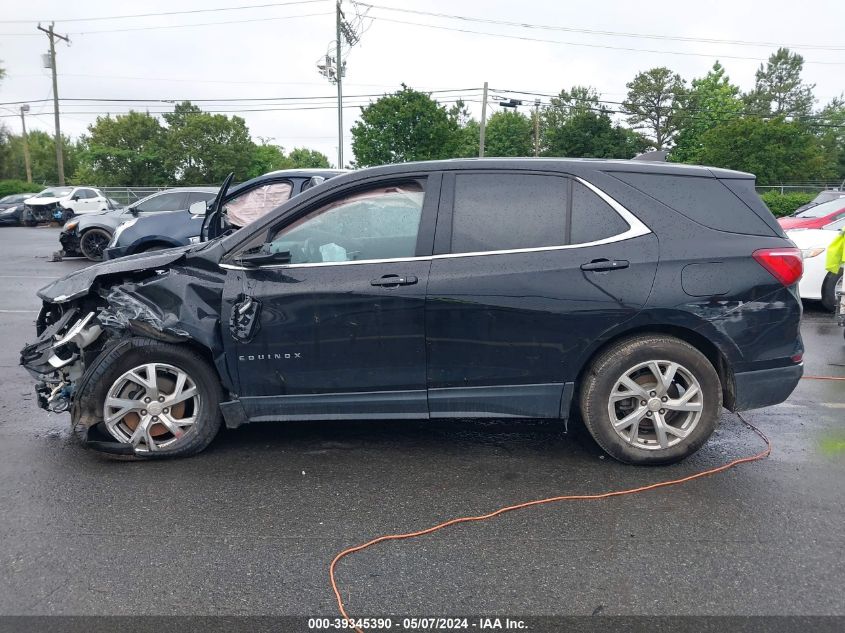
[22,186,110,225]
[787,215,845,311]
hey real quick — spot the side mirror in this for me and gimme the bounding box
[189,200,207,216]
[71,194,80,201]
[303,176,326,191]
[234,248,291,268]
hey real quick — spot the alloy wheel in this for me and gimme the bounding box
[103,363,201,453]
[80,229,111,261]
[607,359,704,451]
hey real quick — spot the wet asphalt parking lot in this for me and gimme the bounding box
[0,227,843,625]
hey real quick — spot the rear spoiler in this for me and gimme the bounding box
[631,150,668,162]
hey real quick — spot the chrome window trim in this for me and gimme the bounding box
[219,176,651,272]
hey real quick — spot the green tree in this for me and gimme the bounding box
[816,97,845,180]
[287,147,331,168]
[77,111,170,186]
[622,68,686,150]
[484,110,533,157]
[0,129,81,185]
[448,99,479,158]
[543,110,648,159]
[541,86,601,135]
[671,61,744,164]
[351,85,459,166]
[696,117,835,185]
[162,101,255,183]
[744,48,815,117]
[247,143,291,178]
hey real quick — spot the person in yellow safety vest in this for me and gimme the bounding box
[826,226,845,276]
[826,227,845,330]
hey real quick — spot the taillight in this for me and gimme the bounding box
[752,247,803,286]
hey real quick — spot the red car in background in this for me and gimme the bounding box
[779,197,845,230]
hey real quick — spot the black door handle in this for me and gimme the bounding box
[370,274,418,287]
[580,259,630,272]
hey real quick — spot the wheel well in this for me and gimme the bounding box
[573,324,734,412]
[80,227,110,236]
[135,240,177,253]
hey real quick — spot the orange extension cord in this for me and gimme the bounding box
[329,374,843,629]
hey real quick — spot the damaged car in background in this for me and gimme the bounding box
[21,159,804,463]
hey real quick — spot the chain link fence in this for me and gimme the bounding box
[99,186,213,206]
[755,181,845,195]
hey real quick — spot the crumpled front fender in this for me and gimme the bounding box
[37,247,192,303]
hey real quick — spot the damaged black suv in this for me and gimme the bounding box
[21,159,804,464]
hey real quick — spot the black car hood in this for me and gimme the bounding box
[38,245,195,303]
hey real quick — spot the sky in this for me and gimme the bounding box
[1,0,844,168]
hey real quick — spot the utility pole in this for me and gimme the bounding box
[533,98,540,157]
[478,81,488,158]
[37,22,69,185]
[319,3,358,169]
[19,105,32,183]
[335,1,343,169]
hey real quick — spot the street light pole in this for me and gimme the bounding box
[19,105,32,183]
[37,22,69,185]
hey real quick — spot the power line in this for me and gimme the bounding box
[357,2,845,51]
[365,15,845,66]
[491,88,841,122]
[0,88,483,107]
[5,72,469,90]
[1,10,332,36]
[0,0,328,24]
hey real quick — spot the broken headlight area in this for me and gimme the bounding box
[21,304,106,413]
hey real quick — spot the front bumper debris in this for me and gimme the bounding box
[20,308,103,413]
[59,229,81,255]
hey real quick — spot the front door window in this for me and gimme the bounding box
[266,183,424,264]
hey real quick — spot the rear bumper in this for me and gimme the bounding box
[732,363,803,411]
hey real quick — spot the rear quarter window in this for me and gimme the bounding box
[611,172,777,236]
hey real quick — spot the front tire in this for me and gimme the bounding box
[76,338,223,458]
[580,335,722,465]
[79,228,112,261]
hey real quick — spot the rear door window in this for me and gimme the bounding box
[450,173,568,254]
[448,173,632,253]
[571,181,629,244]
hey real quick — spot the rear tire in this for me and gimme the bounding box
[79,228,112,261]
[75,338,223,459]
[821,271,843,313]
[580,335,722,465]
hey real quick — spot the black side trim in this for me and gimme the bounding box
[240,389,428,422]
[429,383,564,419]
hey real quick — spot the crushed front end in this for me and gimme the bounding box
[21,304,105,413]
[19,244,231,455]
